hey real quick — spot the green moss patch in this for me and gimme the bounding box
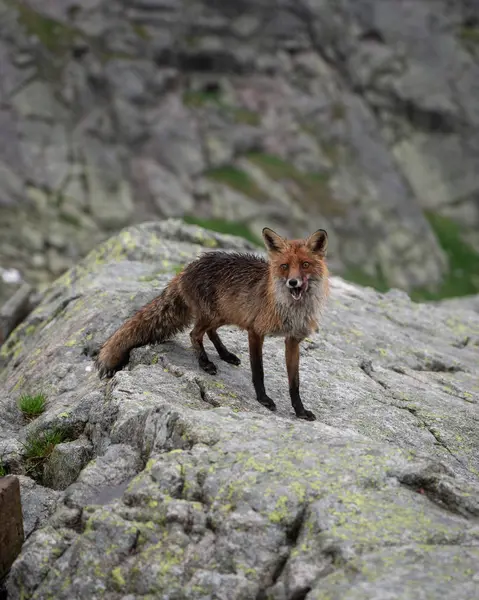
[246,152,343,216]
[183,216,262,247]
[204,166,269,202]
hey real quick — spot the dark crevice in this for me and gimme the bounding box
[256,506,308,600]
[397,471,479,519]
[453,336,470,349]
[358,29,385,43]
[411,358,464,373]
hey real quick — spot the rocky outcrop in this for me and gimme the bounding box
[1,0,479,300]
[0,220,478,599]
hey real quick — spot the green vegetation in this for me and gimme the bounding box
[343,265,389,293]
[131,23,151,41]
[183,216,262,247]
[18,393,47,421]
[246,152,343,216]
[183,89,222,108]
[458,25,479,45]
[182,90,260,125]
[23,429,68,480]
[13,1,82,55]
[204,165,268,202]
[341,212,479,302]
[0,463,7,477]
[410,212,479,301]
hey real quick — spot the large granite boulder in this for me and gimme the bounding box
[0,220,478,599]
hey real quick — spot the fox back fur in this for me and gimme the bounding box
[96,227,329,420]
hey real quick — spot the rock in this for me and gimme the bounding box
[0,475,24,580]
[0,221,478,598]
[131,157,195,217]
[1,0,479,306]
[0,283,33,346]
[14,476,59,539]
[43,438,93,491]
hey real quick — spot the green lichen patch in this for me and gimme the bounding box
[204,165,269,202]
[245,152,343,216]
[182,216,262,247]
[18,392,47,421]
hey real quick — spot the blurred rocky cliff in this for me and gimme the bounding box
[1,0,479,305]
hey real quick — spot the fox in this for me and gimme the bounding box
[95,227,329,421]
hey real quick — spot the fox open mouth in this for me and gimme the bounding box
[289,279,309,301]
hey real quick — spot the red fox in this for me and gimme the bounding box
[95,227,329,420]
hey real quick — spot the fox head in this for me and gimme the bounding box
[262,227,328,302]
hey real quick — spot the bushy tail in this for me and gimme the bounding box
[95,275,192,378]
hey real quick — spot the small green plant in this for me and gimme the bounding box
[18,393,47,421]
[183,216,262,247]
[0,462,7,477]
[23,429,68,480]
[204,165,269,202]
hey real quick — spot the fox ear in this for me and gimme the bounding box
[262,227,286,253]
[306,229,328,255]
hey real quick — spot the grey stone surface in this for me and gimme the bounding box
[0,222,478,599]
[1,0,479,303]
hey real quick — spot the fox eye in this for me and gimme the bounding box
[280,264,288,270]
[302,261,310,268]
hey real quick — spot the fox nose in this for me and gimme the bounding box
[287,278,300,288]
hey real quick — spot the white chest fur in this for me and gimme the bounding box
[272,278,327,340]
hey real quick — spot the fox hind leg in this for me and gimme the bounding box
[190,320,217,375]
[207,329,241,366]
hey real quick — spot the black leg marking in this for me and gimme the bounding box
[248,331,276,412]
[285,337,316,421]
[207,329,241,365]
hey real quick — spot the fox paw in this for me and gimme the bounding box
[199,358,217,375]
[297,409,316,421]
[220,352,241,366]
[258,395,277,411]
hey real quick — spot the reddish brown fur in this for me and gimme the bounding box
[95,227,329,420]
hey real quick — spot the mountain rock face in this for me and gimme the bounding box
[1,0,479,302]
[1,221,479,599]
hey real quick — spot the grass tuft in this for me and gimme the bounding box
[23,428,69,480]
[0,463,7,477]
[18,393,47,421]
